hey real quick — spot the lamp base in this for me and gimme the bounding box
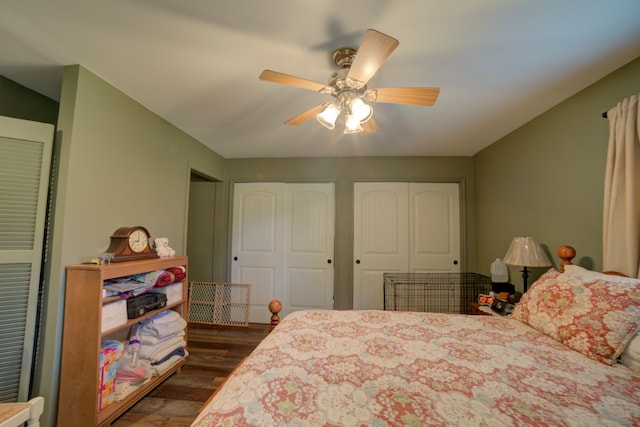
[521,266,530,293]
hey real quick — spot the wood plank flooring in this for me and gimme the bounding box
[111,322,270,426]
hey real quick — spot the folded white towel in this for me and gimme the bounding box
[141,339,186,363]
[114,379,149,401]
[139,335,185,361]
[140,317,187,339]
[151,350,189,377]
[114,381,131,401]
[140,329,185,346]
[142,309,181,325]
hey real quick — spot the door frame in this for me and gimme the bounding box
[185,167,219,282]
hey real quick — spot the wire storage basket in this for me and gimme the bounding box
[383,273,491,314]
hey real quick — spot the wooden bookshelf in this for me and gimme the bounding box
[57,256,188,427]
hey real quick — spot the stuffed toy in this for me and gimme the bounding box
[154,237,175,258]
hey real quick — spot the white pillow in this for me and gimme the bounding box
[620,332,640,369]
[563,265,639,285]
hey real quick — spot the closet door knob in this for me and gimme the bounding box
[233,256,238,261]
[327,259,332,264]
[453,260,458,265]
[355,259,361,264]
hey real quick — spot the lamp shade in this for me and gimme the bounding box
[502,237,551,267]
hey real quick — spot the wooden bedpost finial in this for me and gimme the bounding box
[557,245,576,272]
[268,299,282,332]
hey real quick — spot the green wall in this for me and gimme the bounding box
[474,56,640,292]
[222,156,476,309]
[34,65,225,427]
[187,175,218,280]
[0,75,59,124]
[4,54,638,426]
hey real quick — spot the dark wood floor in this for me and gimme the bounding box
[111,322,270,427]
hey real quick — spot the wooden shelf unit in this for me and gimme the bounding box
[57,256,188,427]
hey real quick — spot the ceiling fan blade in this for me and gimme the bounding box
[347,29,399,86]
[284,103,327,126]
[371,87,440,106]
[360,118,379,135]
[259,70,328,92]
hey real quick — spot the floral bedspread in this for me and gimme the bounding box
[192,310,640,426]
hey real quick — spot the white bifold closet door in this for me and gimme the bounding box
[231,182,335,323]
[353,182,461,310]
[0,116,54,402]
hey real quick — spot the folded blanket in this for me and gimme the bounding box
[139,335,185,360]
[142,309,181,325]
[140,316,187,339]
[116,266,186,298]
[130,270,173,287]
[112,284,152,299]
[155,266,186,287]
[171,266,186,281]
[151,347,186,366]
[140,338,186,363]
[151,350,189,377]
[115,378,150,401]
[140,329,185,346]
[115,381,131,401]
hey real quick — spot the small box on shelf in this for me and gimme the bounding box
[98,346,118,410]
[149,281,183,306]
[101,299,127,332]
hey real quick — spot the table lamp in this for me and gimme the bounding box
[502,236,552,292]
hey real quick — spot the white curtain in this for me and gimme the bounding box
[603,93,640,278]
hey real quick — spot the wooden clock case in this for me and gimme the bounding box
[105,226,159,262]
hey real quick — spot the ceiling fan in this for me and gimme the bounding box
[259,29,440,135]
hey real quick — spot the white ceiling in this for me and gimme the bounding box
[1,0,639,158]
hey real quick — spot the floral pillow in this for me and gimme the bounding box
[511,267,640,365]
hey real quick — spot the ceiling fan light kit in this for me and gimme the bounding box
[317,88,373,133]
[259,29,440,135]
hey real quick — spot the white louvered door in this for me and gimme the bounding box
[0,116,54,402]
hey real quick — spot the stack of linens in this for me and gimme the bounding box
[139,309,188,376]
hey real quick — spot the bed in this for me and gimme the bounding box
[192,246,640,426]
